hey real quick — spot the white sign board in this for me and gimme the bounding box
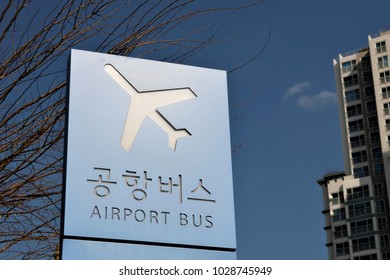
[61,49,236,259]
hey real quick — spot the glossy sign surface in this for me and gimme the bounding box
[63,49,236,256]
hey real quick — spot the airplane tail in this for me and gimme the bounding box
[169,129,191,151]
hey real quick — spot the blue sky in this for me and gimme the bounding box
[16,0,390,260]
[171,0,390,259]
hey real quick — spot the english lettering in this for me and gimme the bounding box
[134,209,146,222]
[179,212,213,228]
[205,215,213,228]
[179,213,188,226]
[90,206,213,229]
[90,205,101,218]
[90,205,170,225]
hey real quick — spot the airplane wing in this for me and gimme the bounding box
[104,64,139,97]
[142,87,196,108]
[121,100,145,152]
[105,63,196,107]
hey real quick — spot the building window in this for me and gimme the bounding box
[350,219,374,235]
[372,147,382,160]
[344,74,359,88]
[352,150,367,164]
[378,55,389,69]
[376,41,387,54]
[369,131,380,144]
[350,134,365,148]
[378,216,388,231]
[382,86,390,99]
[380,71,390,84]
[386,119,390,131]
[376,200,387,214]
[349,119,364,133]
[348,202,372,218]
[382,252,390,260]
[345,89,360,102]
[347,185,370,201]
[365,86,374,98]
[366,101,377,114]
[373,163,384,176]
[336,242,350,257]
[332,208,346,222]
[380,235,390,249]
[342,60,357,73]
[334,225,348,239]
[374,183,385,197]
[367,116,378,128]
[363,71,373,83]
[353,166,369,178]
[384,102,390,115]
[347,104,362,117]
[352,236,376,252]
[330,191,345,205]
[361,55,371,69]
[354,254,377,260]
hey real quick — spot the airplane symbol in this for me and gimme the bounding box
[104,64,197,151]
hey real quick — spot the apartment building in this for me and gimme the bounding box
[317,30,390,260]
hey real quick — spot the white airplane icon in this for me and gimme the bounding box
[104,64,197,151]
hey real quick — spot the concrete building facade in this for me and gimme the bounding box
[318,30,390,260]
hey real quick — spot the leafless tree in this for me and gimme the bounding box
[0,0,264,259]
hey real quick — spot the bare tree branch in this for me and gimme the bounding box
[228,21,271,73]
[0,0,264,259]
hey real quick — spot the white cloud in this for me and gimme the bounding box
[283,82,337,111]
[296,90,337,111]
[284,81,311,98]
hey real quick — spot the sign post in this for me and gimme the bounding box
[61,49,236,259]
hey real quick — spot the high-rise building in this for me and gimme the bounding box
[317,30,390,260]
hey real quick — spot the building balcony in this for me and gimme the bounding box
[342,65,357,74]
[349,125,364,133]
[344,81,359,88]
[352,240,376,253]
[349,208,372,218]
[378,61,389,69]
[350,225,374,236]
[376,46,387,54]
[382,91,390,99]
[380,76,390,84]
